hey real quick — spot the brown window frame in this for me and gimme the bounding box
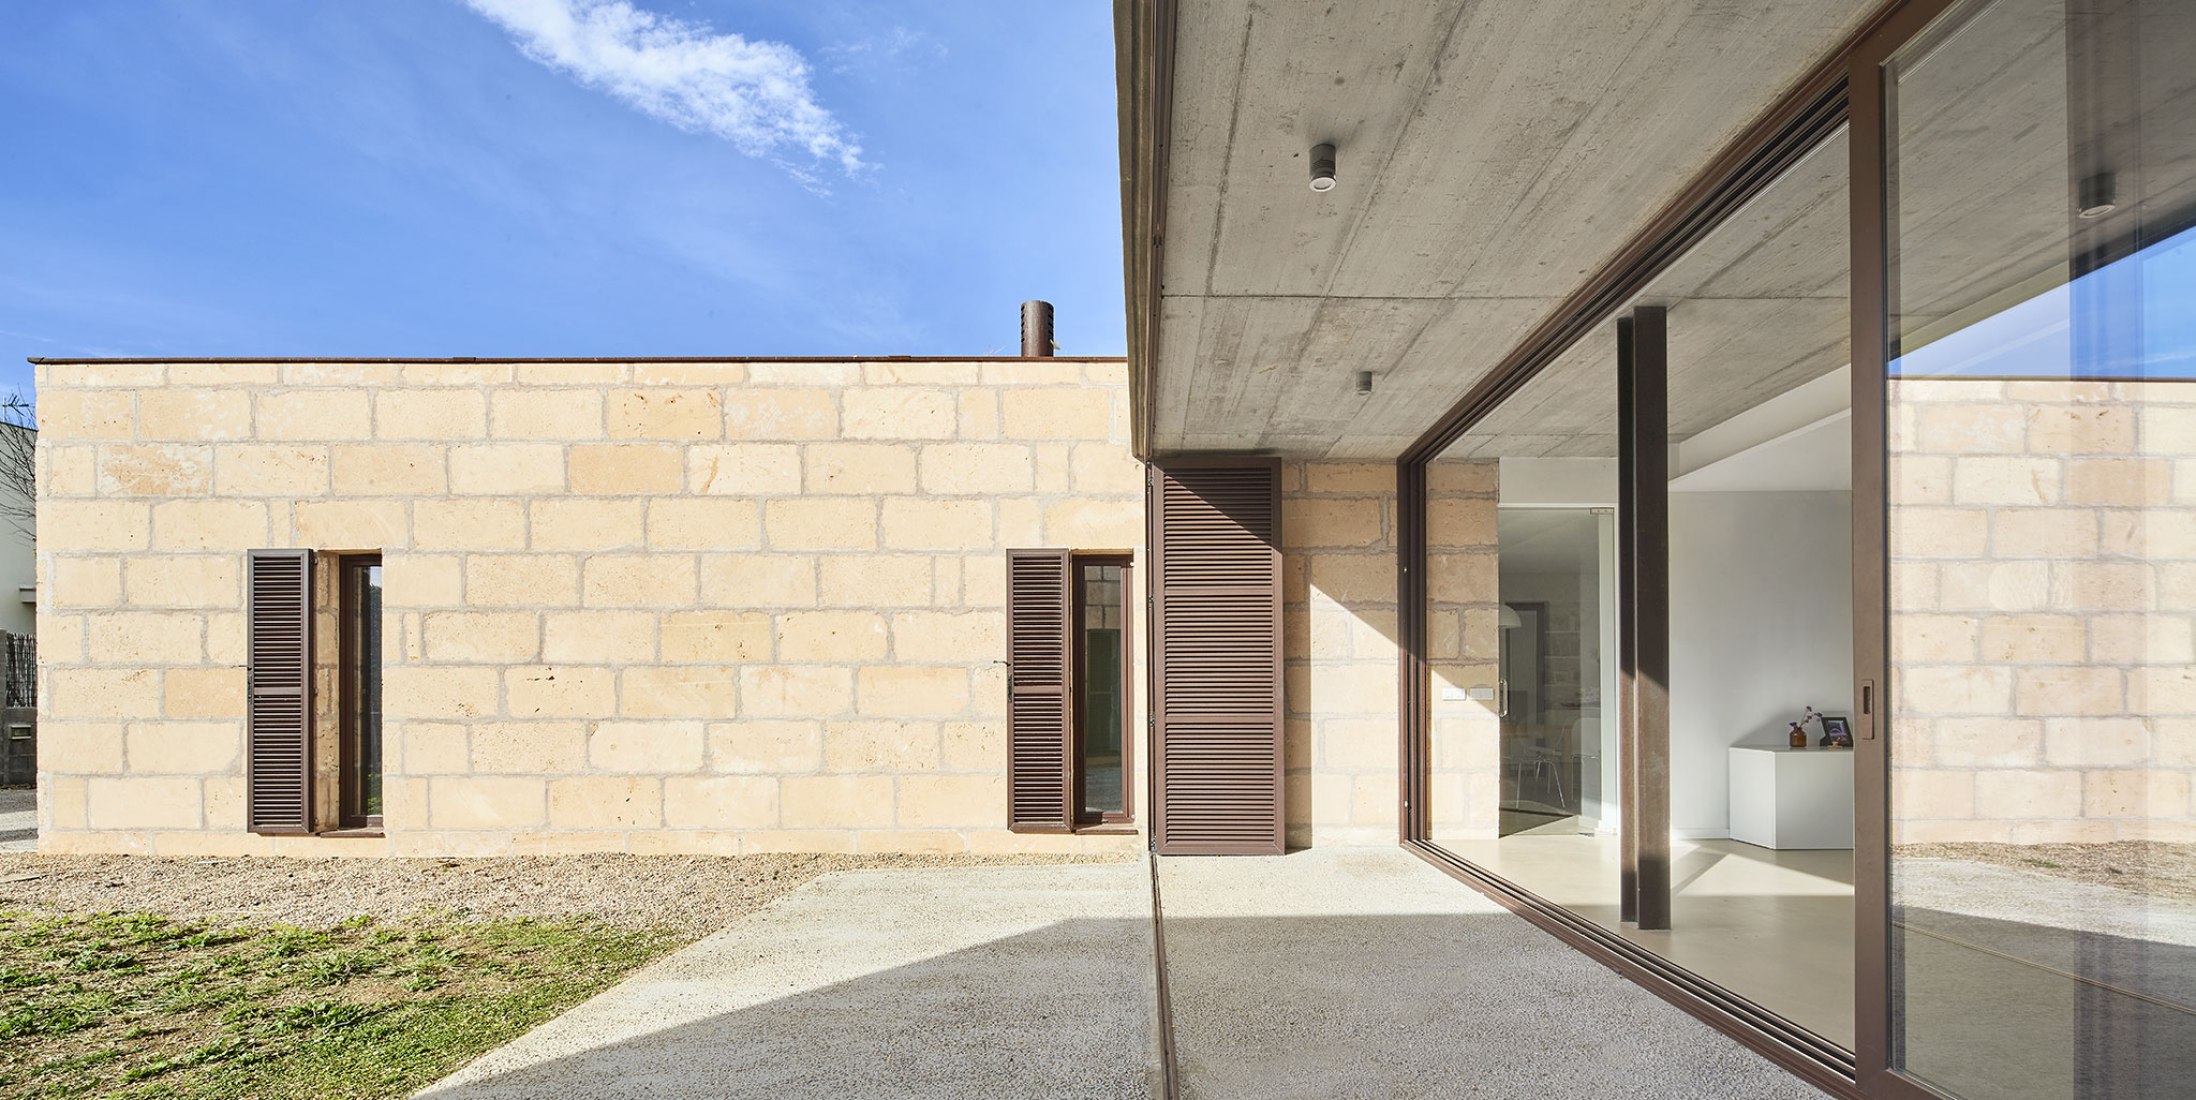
[336,553,383,831]
[1071,553,1136,829]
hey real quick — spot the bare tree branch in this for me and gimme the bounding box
[0,393,34,549]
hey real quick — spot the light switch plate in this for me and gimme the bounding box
[1440,686,1467,701]
[1468,687,1496,701]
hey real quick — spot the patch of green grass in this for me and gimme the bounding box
[0,910,684,1100]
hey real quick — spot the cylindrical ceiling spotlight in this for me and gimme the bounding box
[1310,143,1338,192]
[1355,370,1374,396]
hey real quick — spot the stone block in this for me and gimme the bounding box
[163,667,247,719]
[1973,769,2081,819]
[1950,457,2060,506]
[48,501,152,551]
[818,555,932,608]
[823,719,941,772]
[380,666,500,721]
[664,776,779,829]
[919,443,1033,494]
[531,499,646,551]
[51,668,162,719]
[780,775,893,828]
[894,774,1001,828]
[466,554,580,608]
[375,389,487,440]
[765,499,876,550]
[620,666,740,719]
[856,666,969,717]
[1043,500,1141,548]
[2013,666,2124,716]
[88,777,202,829]
[724,388,838,439]
[738,666,854,718]
[1976,613,2084,663]
[98,445,213,496]
[589,720,706,773]
[332,444,447,496]
[688,444,802,495]
[125,721,240,774]
[469,721,589,773]
[777,610,888,661]
[423,610,540,663]
[399,722,469,775]
[661,610,772,662]
[569,444,683,494]
[492,389,604,439]
[38,722,125,773]
[888,611,1002,664]
[609,389,722,441]
[55,558,123,609]
[139,391,251,441]
[701,554,817,608]
[804,443,918,494]
[881,499,992,550]
[412,500,527,551]
[37,390,134,440]
[648,499,761,550]
[1000,390,1107,441]
[505,665,617,718]
[582,554,697,607]
[431,776,546,828]
[450,443,567,495]
[842,388,956,439]
[708,719,822,773]
[958,391,999,439]
[257,390,373,441]
[294,501,407,549]
[86,611,203,665]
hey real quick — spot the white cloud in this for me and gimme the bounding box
[464,0,863,184]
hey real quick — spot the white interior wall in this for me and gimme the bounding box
[1668,489,1853,838]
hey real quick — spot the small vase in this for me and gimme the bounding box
[1788,724,1808,749]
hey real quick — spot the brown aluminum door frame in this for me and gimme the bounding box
[1849,1,1997,1098]
[1619,306,1672,932]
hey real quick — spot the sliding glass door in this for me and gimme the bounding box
[1871,0,2196,1096]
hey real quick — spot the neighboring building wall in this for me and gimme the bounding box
[1281,462,1404,847]
[0,423,34,636]
[1423,459,1502,842]
[1890,378,2196,844]
[35,359,1146,856]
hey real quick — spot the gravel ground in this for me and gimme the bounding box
[1900,840,2196,903]
[0,851,1131,934]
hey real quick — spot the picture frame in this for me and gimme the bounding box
[1818,715,1853,748]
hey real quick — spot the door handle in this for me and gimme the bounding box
[1860,679,1877,741]
[1496,679,1510,719]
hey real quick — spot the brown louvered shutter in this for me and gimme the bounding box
[1151,460,1283,855]
[1005,549,1073,832]
[247,549,314,834]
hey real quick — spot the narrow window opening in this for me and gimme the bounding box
[339,555,383,829]
[1074,557,1133,826]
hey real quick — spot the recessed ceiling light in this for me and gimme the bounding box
[1310,143,1337,192]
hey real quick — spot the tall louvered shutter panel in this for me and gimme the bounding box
[1005,549,1073,831]
[1151,461,1283,855]
[247,550,313,834]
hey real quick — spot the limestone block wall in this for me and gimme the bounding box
[1422,459,1503,842]
[1281,462,1405,847]
[1890,378,2196,845]
[35,358,1146,857]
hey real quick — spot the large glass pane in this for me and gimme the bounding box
[1886,1,2196,1096]
[1077,561,1126,821]
[344,561,383,820]
[1425,324,1624,916]
[1421,123,1855,1049]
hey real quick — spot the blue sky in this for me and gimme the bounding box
[0,0,1126,402]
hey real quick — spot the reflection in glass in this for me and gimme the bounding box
[1078,562,1126,821]
[1887,1,2196,1096]
[344,561,383,821]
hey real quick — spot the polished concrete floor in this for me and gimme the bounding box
[1434,828,1856,1048]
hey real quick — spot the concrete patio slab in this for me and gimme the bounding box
[417,860,1158,1100]
[1156,847,1821,1100]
